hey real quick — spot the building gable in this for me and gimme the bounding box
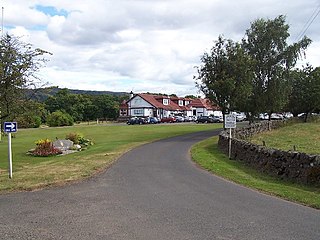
[129,95,154,108]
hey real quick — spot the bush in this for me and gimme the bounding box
[66,132,94,148]
[66,132,83,144]
[31,138,62,157]
[47,111,74,127]
[14,114,42,128]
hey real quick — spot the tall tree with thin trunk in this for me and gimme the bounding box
[0,34,51,121]
[242,15,311,120]
[195,36,253,124]
[288,65,320,122]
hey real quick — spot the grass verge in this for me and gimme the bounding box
[191,136,320,209]
[250,122,320,154]
[0,123,221,193]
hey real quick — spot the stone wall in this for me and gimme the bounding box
[218,121,320,185]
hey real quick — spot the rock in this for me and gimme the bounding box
[53,139,74,151]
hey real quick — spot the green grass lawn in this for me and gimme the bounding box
[191,136,320,209]
[250,122,320,154]
[0,123,221,192]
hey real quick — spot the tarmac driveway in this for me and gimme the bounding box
[0,129,319,239]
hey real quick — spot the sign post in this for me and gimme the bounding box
[4,122,17,179]
[224,115,236,159]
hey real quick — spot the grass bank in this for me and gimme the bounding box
[250,122,320,154]
[0,123,221,193]
[191,136,320,209]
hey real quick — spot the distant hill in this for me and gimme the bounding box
[26,87,129,102]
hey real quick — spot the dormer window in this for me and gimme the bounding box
[178,100,183,106]
[185,100,189,105]
[163,99,169,105]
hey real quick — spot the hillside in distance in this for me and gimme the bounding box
[27,87,128,102]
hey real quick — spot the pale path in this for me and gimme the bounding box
[0,130,319,239]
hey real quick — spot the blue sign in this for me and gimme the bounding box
[4,122,18,133]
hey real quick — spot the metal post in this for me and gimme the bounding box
[8,132,12,178]
[228,128,232,159]
[1,6,4,37]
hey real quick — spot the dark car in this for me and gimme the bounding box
[147,117,159,124]
[127,117,147,125]
[196,116,214,123]
[160,116,176,123]
[211,115,223,123]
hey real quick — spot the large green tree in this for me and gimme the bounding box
[45,89,120,122]
[0,34,51,122]
[195,36,253,120]
[242,15,311,119]
[288,65,320,122]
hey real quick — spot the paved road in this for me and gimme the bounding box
[0,130,319,239]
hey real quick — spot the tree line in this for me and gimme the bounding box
[4,87,125,128]
[0,33,126,128]
[195,15,320,122]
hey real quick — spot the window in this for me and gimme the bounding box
[178,100,183,106]
[133,109,144,115]
[163,99,169,105]
[134,98,142,104]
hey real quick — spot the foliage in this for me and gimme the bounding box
[66,132,83,144]
[196,15,313,123]
[11,100,47,128]
[15,114,41,128]
[195,36,253,118]
[47,110,74,127]
[31,138,62,157]
[184,95,198,99]
[242,15,311,119]
[44,89,120,122]
[0,34,51,122]
[288,65,320,121]
[66,132,94,148]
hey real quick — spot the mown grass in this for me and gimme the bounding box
[191,136,320,209]
[0,123,221,193]
[250,122,320,154]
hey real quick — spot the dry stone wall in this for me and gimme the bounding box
[218,121,320,185]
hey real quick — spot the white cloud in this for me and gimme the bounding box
[2,0,320,96]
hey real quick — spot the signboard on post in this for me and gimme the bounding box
[4,122,17,133]
[224,115,236,159]
[4,122,17,179]
[224,115,236,129]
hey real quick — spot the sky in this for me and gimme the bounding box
[2,0,320,96]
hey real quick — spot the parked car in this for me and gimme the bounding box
[271,113,284,120]
[127,117,147,125]
[160,116,176,123]
[175,116,185,122]
[196,116,214,123]
[236,112,246,122]
[146,117,159,124]
[259,113,269,120]
[183,116,193,122]
[211,115,223,123]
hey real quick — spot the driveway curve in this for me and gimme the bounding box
[0,129,319,240]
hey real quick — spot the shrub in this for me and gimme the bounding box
[66,132,83,144]
[47,111,74,127]
[15,114,42,128]
[66,132,94,148]
[31,138,62,157]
